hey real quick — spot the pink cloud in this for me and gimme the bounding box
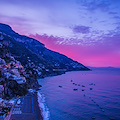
[30,34,120,67]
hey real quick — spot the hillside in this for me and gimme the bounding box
[0,23,90,77]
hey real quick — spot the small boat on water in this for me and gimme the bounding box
[73,89,78,91]
[90,88,93,90]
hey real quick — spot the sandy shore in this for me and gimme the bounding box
[10,92,43,120]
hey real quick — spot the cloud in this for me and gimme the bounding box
[0,0,120,38]
[109,12,117,15]
[113,16,120,19]
[30,33,120,67]
[73,25,90,34]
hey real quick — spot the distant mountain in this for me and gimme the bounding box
[0,23,90,76]
[87,66,120,70]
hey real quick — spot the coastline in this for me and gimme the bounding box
[37,69,91,79]
[37,91,50,120]
[9,70,91,120]
[36,69,91,120]
[33,92,43,120]
[35,70,120,120]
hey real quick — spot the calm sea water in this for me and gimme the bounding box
[38,69,120,120]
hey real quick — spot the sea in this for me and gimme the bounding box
[37,69,120,120]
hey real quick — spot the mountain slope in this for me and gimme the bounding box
[0,23,90,76]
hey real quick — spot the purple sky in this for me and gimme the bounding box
[0,0,120,67]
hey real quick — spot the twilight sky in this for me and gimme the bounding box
[0,0,120,67]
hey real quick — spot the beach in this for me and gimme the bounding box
[10,92,43,120]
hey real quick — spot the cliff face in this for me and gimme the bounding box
[0,23,90,75]
[0,44,27,98]
[0,23,90,99]
[0,34,40,99]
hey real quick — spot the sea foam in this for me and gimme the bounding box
[37,91,50,120]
